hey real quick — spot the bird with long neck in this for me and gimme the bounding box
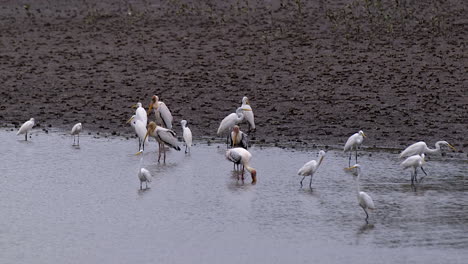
[297,150,326,189]
[240,96,255,132]
[345,164,375,223]
[143,121,180,163]
[344,130,366,166]
[147,95,173,129]
[225,148,257,183]
[400,141,456,158]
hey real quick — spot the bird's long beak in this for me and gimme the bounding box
[318,156,324,166]
[242,108,252,111]
[131,104,138,109]
[362,132,367,138]
[246,99,250,105]
[143,130,150,143]
[345,165,357,170]
[126,116,134,124]
[448,144,457,151]
[147,104,153,116]
[135,150,143,155]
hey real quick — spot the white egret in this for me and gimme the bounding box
[17,118,35,141]
[147,95,173,129]
[225,148,257,183]
[399,141,456,158]
[297,150,326,189]
[228,125,248,149]
[143,121,180,162]
[240,96,255,131]
[127,115,148,151]
[217,107,244,145]
[401,154,426,185]
[345,164,375,223]
[71,122,82,146]
[136,150,152,190]
[344,130,366,166]
[180,120,192,153]
[132,102,147,125]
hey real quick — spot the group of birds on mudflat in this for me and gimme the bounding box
[15,95,457,222]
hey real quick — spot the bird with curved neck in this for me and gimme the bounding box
[225,148,257,184]
[297,150,326,189]
[345,164,375,223]
[17,118,35,141]
[344,130,366,166]
[142,121,180,163]
[240,96,255,132]
[217,107,245,145]
[401,153,426,186]
[71,122,82,146]
[147,95,173,130]
[400,141,456,158]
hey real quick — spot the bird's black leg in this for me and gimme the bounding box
[185,144,188,154]
[300,176,305,187]
[309,176,313,190]
[411,171,415,186]
[362,206,369,222]
[421,166,428,176]
[25,133,28,141]
[78,134,80,146]
[414,170,418,183]
[140,182,142,190]
[348,152,351,167]
[355,149,358,164]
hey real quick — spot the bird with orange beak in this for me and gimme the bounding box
[225,148,257,184]
[141,121,180,163]
[147,95,173,130]
[229,125,248,149]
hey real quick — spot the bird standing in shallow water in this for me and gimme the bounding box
[136,150,152,190]
[180,120,192,154]
[17,118,35,141]
[344,130,366,166]
[297,150,326,189]
[225,148,257,183]
[143,121,180,163]
[71,123,82,146]
[345,164,375,223]
[401,153,426,186]
[228,125,248,149]
[127,115,148,151]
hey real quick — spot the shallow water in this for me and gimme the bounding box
[1,130,467,263]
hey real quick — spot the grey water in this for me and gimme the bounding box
[1,130,467,264]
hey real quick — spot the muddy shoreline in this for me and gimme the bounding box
[1,0,467,153]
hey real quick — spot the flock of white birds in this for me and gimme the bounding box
[15,95,457,222]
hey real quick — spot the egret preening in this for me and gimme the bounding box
[17,118,35,141]
[143,121,180,163]
[400,141,456,158]
[71,123,82,146]
[345,164,375,223]
[228,125,248,149]
[148,95,173,129]
[127,115,148,151]
[240,96,255,132]
[297,150,326,189]
[401,154,426,185]
[136,151,152,190]
[132,102,147,125]
[180,120,192,153]
[344,130,366,166]
[225,148,257,183]
[217,107,244,145]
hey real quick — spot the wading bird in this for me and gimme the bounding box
[147,95,173,129]
[71,123,82,146]
[143,121,180,162]
[180,120,192,153]
[240,96,255,132]
[132,102,147,125]
[136,150,152,190]
[228,125,248,149]
[344,130,366,166]
[217,107,244,144]
[127,115,148,151]
[401,153,426,185]
[297,150,326,189]
[345,164,375,223]
[400,141,456,158]
[225,148,257,183]
[17,118,35,141]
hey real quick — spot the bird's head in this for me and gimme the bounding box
[181,120,187,127]
[345,164,361,177]
[132,102,142,109]
[441,141,457,152]
[147,95,159,115]
[30,118,35,122]
[242,96,249,105]
[250,169,257,184]
[359,130,366,138]
[318,150,326,166]
[233,125,240,133]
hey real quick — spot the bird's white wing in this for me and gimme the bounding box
[157,128,180,150]
[399,142,424,158]
[344,133,358,152]
[400,155,421,169]
[217,113,236,135]
[158,102,173,130]
[135,121,148,143]
[297,160,317,176]
[17,120,34,135]
[71,123,82,135]
[183,127,192,147]
[226,149,242,164]
[360,192,375,210]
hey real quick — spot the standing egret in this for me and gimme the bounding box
[345,164,375,223]
[136,150,152,190]
[297,150,326,189]
[71,123,82,146]
[401,154,426,185]
[143,121,180,163]
[240,96,255,132]
[344,130,366,166]
[147,95,173,129]
[127,115,148,151]
[217,107,244,145]
[180,120,192,153]
[225,147,257,183]
[400,141,456,158]
[228,125,248,149]
[17,118,35,141]
[132,102,147,125]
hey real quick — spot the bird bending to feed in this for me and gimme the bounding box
[401,154,426,185]
[240,96,255,132]
[136,150,152,190]
[143,121,180,162]
[229,125,248,149]
[127,115,148,151]
[132,102,147,125]
[399,141,456,158]
[225,148,257,183]
[217,107,244,145]
[17,118,35,141]
[345,164,375,223]
[71,123,82,146]
[180,120,192,153]
[297,150,326,189]
[344,130,366,166]
[147,95,173,129]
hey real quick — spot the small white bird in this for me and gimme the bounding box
[228,125,248,149]
[344,130,366,166]
[217,107,244,143]
[240,96,255,132]
[225,148,257,183]
[17,118,35,141]
[180,120,193,154]
[400,141,456,158]
[297,150,326,189]
[401,154,426,185]
[132,102,147,125]
[127,115,148,151]
[143,121,180,163]
[71,123,82,146]
[148,95,173,130]
[345,164,375,223]
[138,168,152,190]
